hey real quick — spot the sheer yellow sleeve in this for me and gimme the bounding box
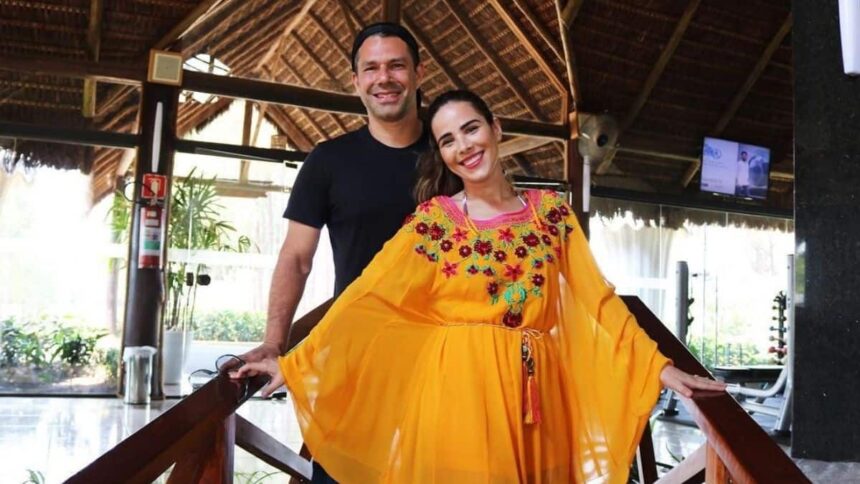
[277,210,438,482]
[551,194,670,482]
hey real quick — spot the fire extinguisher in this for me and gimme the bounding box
[137,173,168,269]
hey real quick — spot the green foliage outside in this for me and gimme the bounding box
[686,335,770,370]
[193,310,266,342]
[0,316,116,386]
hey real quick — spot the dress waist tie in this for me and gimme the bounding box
[521,328,544,425]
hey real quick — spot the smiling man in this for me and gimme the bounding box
[239,22,427,484]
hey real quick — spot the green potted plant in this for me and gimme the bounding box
[161,170,251,384]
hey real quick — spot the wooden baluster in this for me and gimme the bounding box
[167,414,236,484]
[705,443,730,483]
[636,420,659,484]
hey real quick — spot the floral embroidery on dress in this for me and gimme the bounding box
[404,190,574,327]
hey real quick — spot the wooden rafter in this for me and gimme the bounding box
[488,0,565,99]
[267,107,314,152]
[256,0,320,70]
[512,0,563,62]
[271,60,333,141]
[596,0,701,176]
[440,0,546,121]
[402,14,466,90]
[553,0,581,110]
[82,0,103,118]
[285,35,351,134]
[307,12,351,67]
[153,0,225,50]
[561,0,585,29]
[382,0,401,22]
[499,137,554,158]
[333,0,359,38]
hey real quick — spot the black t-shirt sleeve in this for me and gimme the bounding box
[284,147,330,228]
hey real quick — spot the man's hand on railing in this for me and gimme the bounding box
[229,358,284,398]
[234,342,282,368]
[660,365,727,398]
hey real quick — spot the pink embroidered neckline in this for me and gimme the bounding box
[437,190,541,230]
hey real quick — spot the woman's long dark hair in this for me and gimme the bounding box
[414,90,496,203]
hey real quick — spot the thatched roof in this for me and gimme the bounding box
[0,0,793,210]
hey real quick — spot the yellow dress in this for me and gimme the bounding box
[279,189,670,483]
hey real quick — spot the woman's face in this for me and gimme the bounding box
[431,100,503,188]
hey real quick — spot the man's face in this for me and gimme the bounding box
[352,36,424,123]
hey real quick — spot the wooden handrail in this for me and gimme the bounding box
[64,301,334,483]
[622,296,810,483]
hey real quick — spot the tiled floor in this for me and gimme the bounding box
[0,395,857,483]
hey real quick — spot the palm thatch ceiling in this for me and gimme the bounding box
[0,0,793,210]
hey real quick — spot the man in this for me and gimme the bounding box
[240,22,427,483]
[736,150,750,197]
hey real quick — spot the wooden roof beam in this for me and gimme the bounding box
[596,0,701,175]
[499,137,554,158]
[307,11,351,67]
[281,38,351,135]
[334,0,359,38]
[561,0,585,29]
[266,107,314,152]
[256,0,320,71]
[82,0,103,118]
[487,0,566,98]
[440,0,546,121]
[554,0,581,109]
[512,0,564,62]
[382,0,400,22]
[402,14,467,90]
[153,0,225,51]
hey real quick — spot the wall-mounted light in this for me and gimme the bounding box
[839,0,860,75]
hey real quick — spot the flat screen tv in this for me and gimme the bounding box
[700,137,771,200]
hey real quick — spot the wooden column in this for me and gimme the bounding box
[122,82,179,399]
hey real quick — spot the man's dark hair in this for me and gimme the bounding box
[350,22,420,72]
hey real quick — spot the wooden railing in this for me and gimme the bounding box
[66,297,808,483]
[624,296,810,484]
[63,301,333,484]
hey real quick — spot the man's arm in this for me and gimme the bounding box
[241,220,321,363]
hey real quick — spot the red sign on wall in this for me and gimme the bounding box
[141,173,167,201]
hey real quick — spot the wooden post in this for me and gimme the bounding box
[705,444,730,483]
[121,82,179,399]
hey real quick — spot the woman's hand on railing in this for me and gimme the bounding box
[229,358,285,398]
[659,365,727,398]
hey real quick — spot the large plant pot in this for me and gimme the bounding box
[162,329,193,385]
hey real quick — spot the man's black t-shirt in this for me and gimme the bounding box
[285,125,428,296]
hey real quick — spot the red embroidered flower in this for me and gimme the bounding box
[415,222,429,235]
[487,281,499,296]
[504,264,523,281]
[503,311,523,328]
[483,267,495,277]
[418,200,433,213]
[547,208,562,224]
[415,245,426,255]
[403,213,415,225]
[459,245,472,257]
[522,233,540,247]
[546,253,554,263]
[497,228,514,243]
[515,246,528,258]
[429,223,446,241]
[442,261,458,278]
[548,225,559,236]
[474,239,493,256]
[467,265,479,275]
[493,250,507,263]
[452,227,469,242]
[554,246,562,257]
[541,234,553,246]
[565,225,573,235]
[440,240,453,252]
[532,274,545,287]
[427,253,438,262]
[533,259,544,269]
[559,205,570,216]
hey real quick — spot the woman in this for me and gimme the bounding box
[231,90,725,483]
